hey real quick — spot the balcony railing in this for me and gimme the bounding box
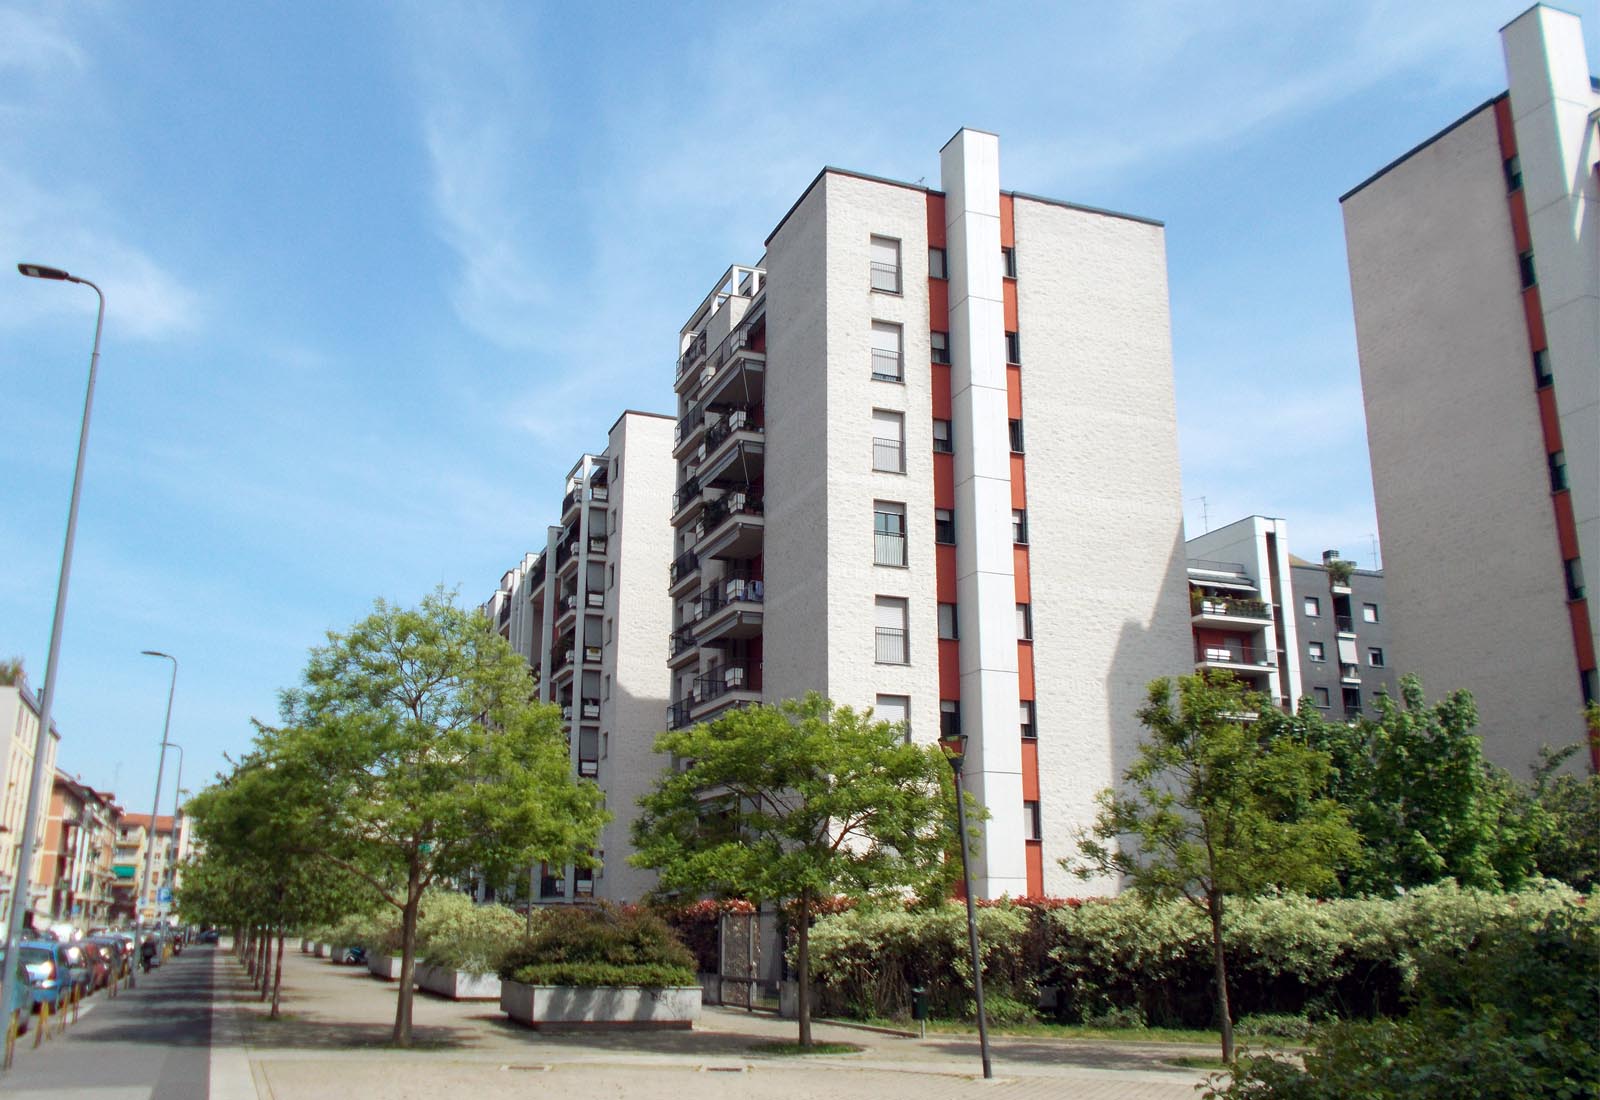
[874,531,907,567]
[561,487,580,515]
[870,261,902,294]
[1193,596,1271,619]
[676,332,709,380]
[581,698,601,720]
[871,348,903,382]
[675,400,704,444]
[588,536,607,556]
[875,627,908,665]
[669,628,697,659]
[578,758,598,778]
[695,670,752,704]
[698,576,766,620]
[670,549,700,586]
[702,488,763,529]
[1194,642,1277,667]
[705,408,760,453]
[667,700,694,730]
[672,476,702,515]
[1335,615,1356,634]
[872,438,905,473]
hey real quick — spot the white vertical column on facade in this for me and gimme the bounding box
[538,526,561,704]
[1264,518,1303,705]
[941,128,1026,899]
[1503,6,1600,652]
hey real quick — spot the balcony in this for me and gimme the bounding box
[698,322,767,407]
[673,400,707,459]
[578,758,599,779]
[1335,615,1356,635]
[666,699,695,731]
[694,576,765,645]
[584,644,603,664]
[872,437,905,473]
[1194,642,1278,672]
[671,475,706,526]
[874,531,907,567]
[586,590,605,610]
[561,487,581,521]
[1191,596,1272,624]
[702,416,764,486]
[699,489,765,561]
[691,668,760,718]
[1340,664,1362,684]
[580,698,601,721]
[676,331,709,385]
[669,549,701,598]
[669,627,699,667]
[588,536,607,558]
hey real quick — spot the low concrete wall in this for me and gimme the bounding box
[500,982,701,1029]
[313,943,329,958]
[367,953,405,981]
[300,939,312,954]
[417,964,500,1001]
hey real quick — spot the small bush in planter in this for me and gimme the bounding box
[497,904,696,988]
[420,899,523,974]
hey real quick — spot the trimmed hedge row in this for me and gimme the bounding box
[805,881,1593,1028]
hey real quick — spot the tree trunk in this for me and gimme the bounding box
[245,929,257,980]
[392,864,422,1047]
[796,892,812,1048]
[1207,891,1234,1062]
[271,929,285,1018]
[259,928,274,1001]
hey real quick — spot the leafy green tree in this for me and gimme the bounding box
[1519,740,1600,892]
[1073,673,1359,1061]
[268,588,608,1045]
[630,693,958,1047]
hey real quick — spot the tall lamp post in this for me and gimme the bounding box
[133,651,177,985]
[0,263,105,1031]
[939,728,992,1080]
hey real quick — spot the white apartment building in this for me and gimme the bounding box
[1185,516,1302,709]
[667,129,1192,898]
[0,682,62,928]
[485,410,675,902]
[1342,5,1598,772]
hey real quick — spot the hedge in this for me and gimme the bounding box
[498,904,697,988]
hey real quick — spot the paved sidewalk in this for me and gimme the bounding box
[216,946,1217,1099]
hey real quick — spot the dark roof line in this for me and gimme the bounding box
[1008,190,1164,228]
[1339,93,1506,203]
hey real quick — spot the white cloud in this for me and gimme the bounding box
[0,6,86,76]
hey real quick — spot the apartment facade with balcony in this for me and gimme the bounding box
[1185,516,1301,709]
[0,681,61,928]
[485,411,675,903]
[1290,552,1401,720]
[114,813,182,923]
[667,129,1192,898]
[41,774,122,931]
[1342,5,1598,771]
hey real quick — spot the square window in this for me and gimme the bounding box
[871,321,904,382]
[876,694,910,742]
[872,409,906,473]
[1304,596,1321,617]
[931,330,951,365]
[1566,557,1586,601]
[870,235,902,294]
[928,247,947,280]
[938,603,959,640]
[874,501,907,567]
[939,699,960,740]
[1019,700,1036,740]
[1308,641,1325,662]
[935,508,956,544]
[932,419,953,454]
[1002,247,1017,279]
[1012,508,1028,545]
[1313,686,1331,708]
[1504,154,1522,192]
[875,596,909,664]
[1343,688,1362,717]
[1368,647,1385,667]
[1550,450,1568,492]
[1023,799,1041,840]
[1519,250,1537,289]
[1005,330,1021,364]
[1009,418,1025,453]
[1016,603,1032,641]
[1362,603,1379,623]
[1534,349,1553,388]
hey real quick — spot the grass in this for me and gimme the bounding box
[1167,1055,1229,1070]
[903,1017,1223,1046]
[749,1040,865,1056]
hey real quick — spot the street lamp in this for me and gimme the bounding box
[938,727,992,1080]
[133,651,177,984]
[0,263,106,1030]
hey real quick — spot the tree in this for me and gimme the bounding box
[630,693,959,1047]
[267,588,608,1045]
[1073,673,1359,1062]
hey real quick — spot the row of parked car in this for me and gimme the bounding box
[3,928,197,1034]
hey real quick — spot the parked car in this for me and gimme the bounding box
[16,942,68,1012]
[88,935,131,981]
[1,954,33,1034]
[58,942,97,996]
[197,929,220,944]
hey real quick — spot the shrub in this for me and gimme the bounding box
[418,895,523,974]
[1083,1005,1147,1031]
[497,904,696,988]
[653,898,755,974]
[1235,1014,1316,1041]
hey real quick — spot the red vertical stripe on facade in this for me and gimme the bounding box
[1025,844,1043,897]
[1494,96,1517,156]
[1523,288,1548,349]
[1572,602,1596,669]
[939,639,960,698]
[1021,741,1040,799]
[1017,642,1034,699]
[927,193,947,247]
[1011,454,1027,509]
[929,192,958,711]
[936,545,958,602]
[1004,277,1018,332]
[1555,491,1580,559]
[1006,365,1023,419]
[928,278,949,328]
[934,452,955,509]
[932,364,953,419]
[1014,547,1031,604]
[1511,190,1532,252]
[1538,386,1564,449]
[999,193,1015,246]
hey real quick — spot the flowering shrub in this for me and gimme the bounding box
[654,898,756,973]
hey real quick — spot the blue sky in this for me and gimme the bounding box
[3,1,1594,807]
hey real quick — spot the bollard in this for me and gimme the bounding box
[33,1003,47,1048]
[911,985,929,1040]
[4,1009,17,1069]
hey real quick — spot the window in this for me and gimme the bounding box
[875,597,909,664]
[1582,669,1598,707]
[872,409,906,473]
[1566,557,1587,601]
[874,501,907,567]
[1307,641,1325,663]
[871,321,904,382]
[1313,686,1331,709]
[1342,687,1362,718]
[1504,153,1522,191]
[928,247,947,280]
[939,699,961,740]
[1012,508,1028,545]
[1368,647,1385,668]
[1002,246,1017,279]
[1024,799,1041,840]
[932,419,953,454]
[1016,603,1032,641]
[603,673,611,700]
[1020,700,1036,740]
[1304,596,1321,617]
[870,235,902,294]
[607,564,616,590]
[930,330,951,365]
[1362,603,1379,623]
[1534,349,1553,388]
[1519,250,1537,289]
[1005,330,1021,364]
[876,694,910,742]
[1550,449,1568,492]
[938,603,959,640]
[1009,418,1025,453]
[935,508,956,544]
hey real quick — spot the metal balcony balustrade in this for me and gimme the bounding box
[701,488,763,529]
[875,627,908,664]
[870,261,902,294]
[675,400,705,444]
[1193,595,1272,619]
[669,628,697,659]
[1335,615,1356,634]
[874,531,907,567]
[704,407,761,453]
[670,549,700,586]
[696,574,765,620]
[694,670,753,704]
[672,475,703,515]
[586,590,605,609]
[871,347,903,382]
[587,535,607,556]
[580,698,600,719]
[561,487,580,515]
[872,437,905,472]
[1194,642,1278,667]
[666,699,694,730]
[676,331,709,380]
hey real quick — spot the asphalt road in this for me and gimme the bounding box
[3,944,215,1099]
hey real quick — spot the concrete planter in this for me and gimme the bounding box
[500,981,701,1029]
[416,963,500,1001]
[367,953,405,981]
[314,943,329,958]
[300,938,312,954]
